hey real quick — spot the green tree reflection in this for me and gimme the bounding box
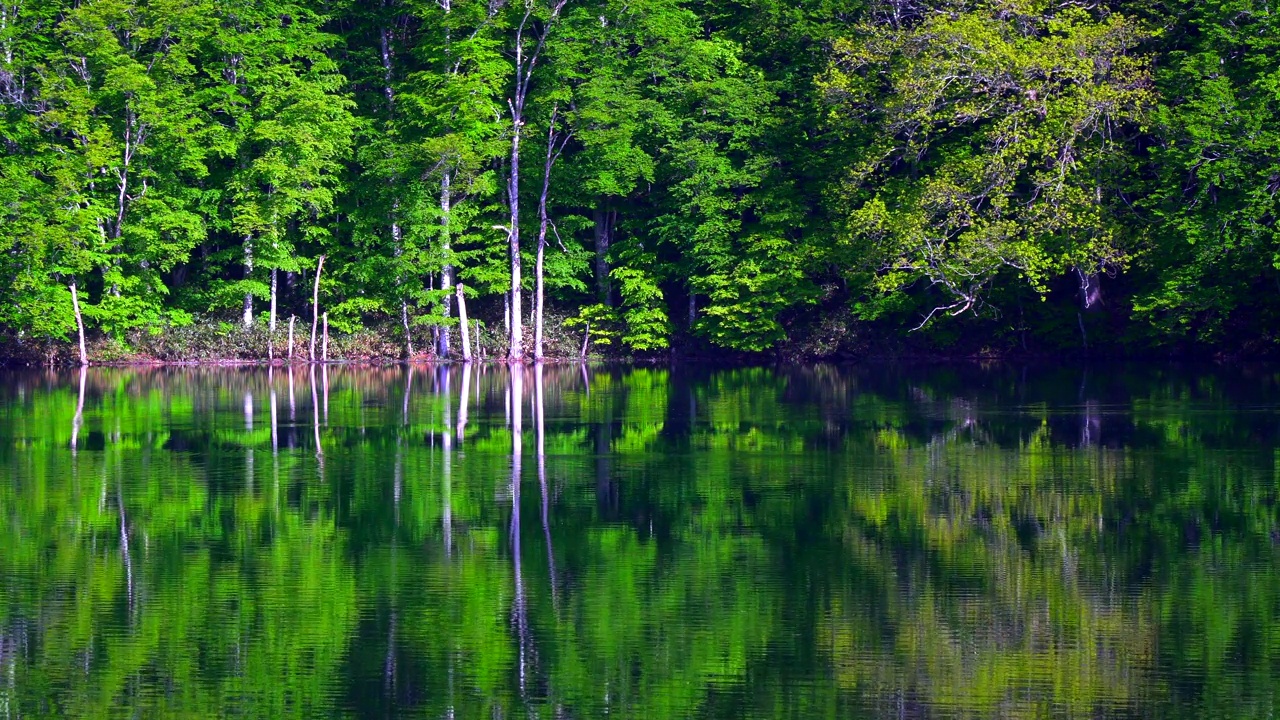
[1,365,1277,718]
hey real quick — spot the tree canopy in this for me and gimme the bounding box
[2,0,1278,359]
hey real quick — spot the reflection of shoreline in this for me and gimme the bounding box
[20,364,1280,456]
[1,363,1278,719]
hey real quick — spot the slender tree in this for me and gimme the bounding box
[501,0,568,362]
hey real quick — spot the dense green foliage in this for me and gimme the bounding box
[3,0,1279,358]
[2,364,1279,716]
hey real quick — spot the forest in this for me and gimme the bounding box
[1,0,1278,362]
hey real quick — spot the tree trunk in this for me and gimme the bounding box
[1076,266,1103,310]
[457,283,472,362]
[594,207,613,306]
[379,22,396,110]
[310,255,325,362]
[534,227,546,362]
[392,206,411,359]
[243,237,254,327]
[401,300,414,359]
[97,219,120,298]
[322,312,329,363]
[504,0,567,362]
[508,130,523,362]
[69,282,87,366]
[439,170,453,358]
[427,272,438,354]
[535,106,565,362]
[269,268,278,333]
[288,315,296,362]
[381,22,414,362]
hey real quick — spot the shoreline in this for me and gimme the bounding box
[3,324,1273,368]
[1,351,1266,369]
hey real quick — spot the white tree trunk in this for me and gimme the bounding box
[508,133,523,362]
[503,0,567,362]
[534,249,545,360]
[243,237,254,327]
[534,107,566,361]
[439,170,453,357]
[310,256,325,362]
[269,268,277,332]
[401,299,414,358]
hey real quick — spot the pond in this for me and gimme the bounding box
[1,364,1278,718]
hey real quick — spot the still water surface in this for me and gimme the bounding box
[1,364,1278,718]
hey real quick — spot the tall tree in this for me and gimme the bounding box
[1135,0,1280,346]
[822,0,1152,329]
[1,0,218,344]
[407,0,510,357]
[501,0,568,361]
[216,0,355,329]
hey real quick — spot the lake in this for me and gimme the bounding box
[1,364,1277,718]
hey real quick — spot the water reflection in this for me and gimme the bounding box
[1,364,1279,718]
